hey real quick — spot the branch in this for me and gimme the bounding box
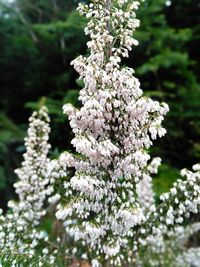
[15,7,38,43]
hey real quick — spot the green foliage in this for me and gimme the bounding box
[0,252,43,267]
[132,0,200,168]
[153,163,179,201]
[0,113,24,208]
[0,252,67,267]
[0,0,87,206]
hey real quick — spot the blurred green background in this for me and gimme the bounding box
[0,0,200,209]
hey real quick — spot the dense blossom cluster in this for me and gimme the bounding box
[136,163,200,266]
[0,107,56,265]
[160,164,200,223]
[47,0,200,266]
[48,0,170,264]
[136,157,161,210]
[136,221,200,267]
[147,164,200,248]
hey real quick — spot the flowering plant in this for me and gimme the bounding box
[1,1,200,267]
[0,107,55,265]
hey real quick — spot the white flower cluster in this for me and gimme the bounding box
[49,0,169,263]
[177,247,200,267]
[0,107,56,265]
[137,164,200,266]
[136,157,161,210]
[140,222,200,267]
[159,164,200,222]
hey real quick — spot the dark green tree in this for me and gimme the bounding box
[131,0,200,168]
